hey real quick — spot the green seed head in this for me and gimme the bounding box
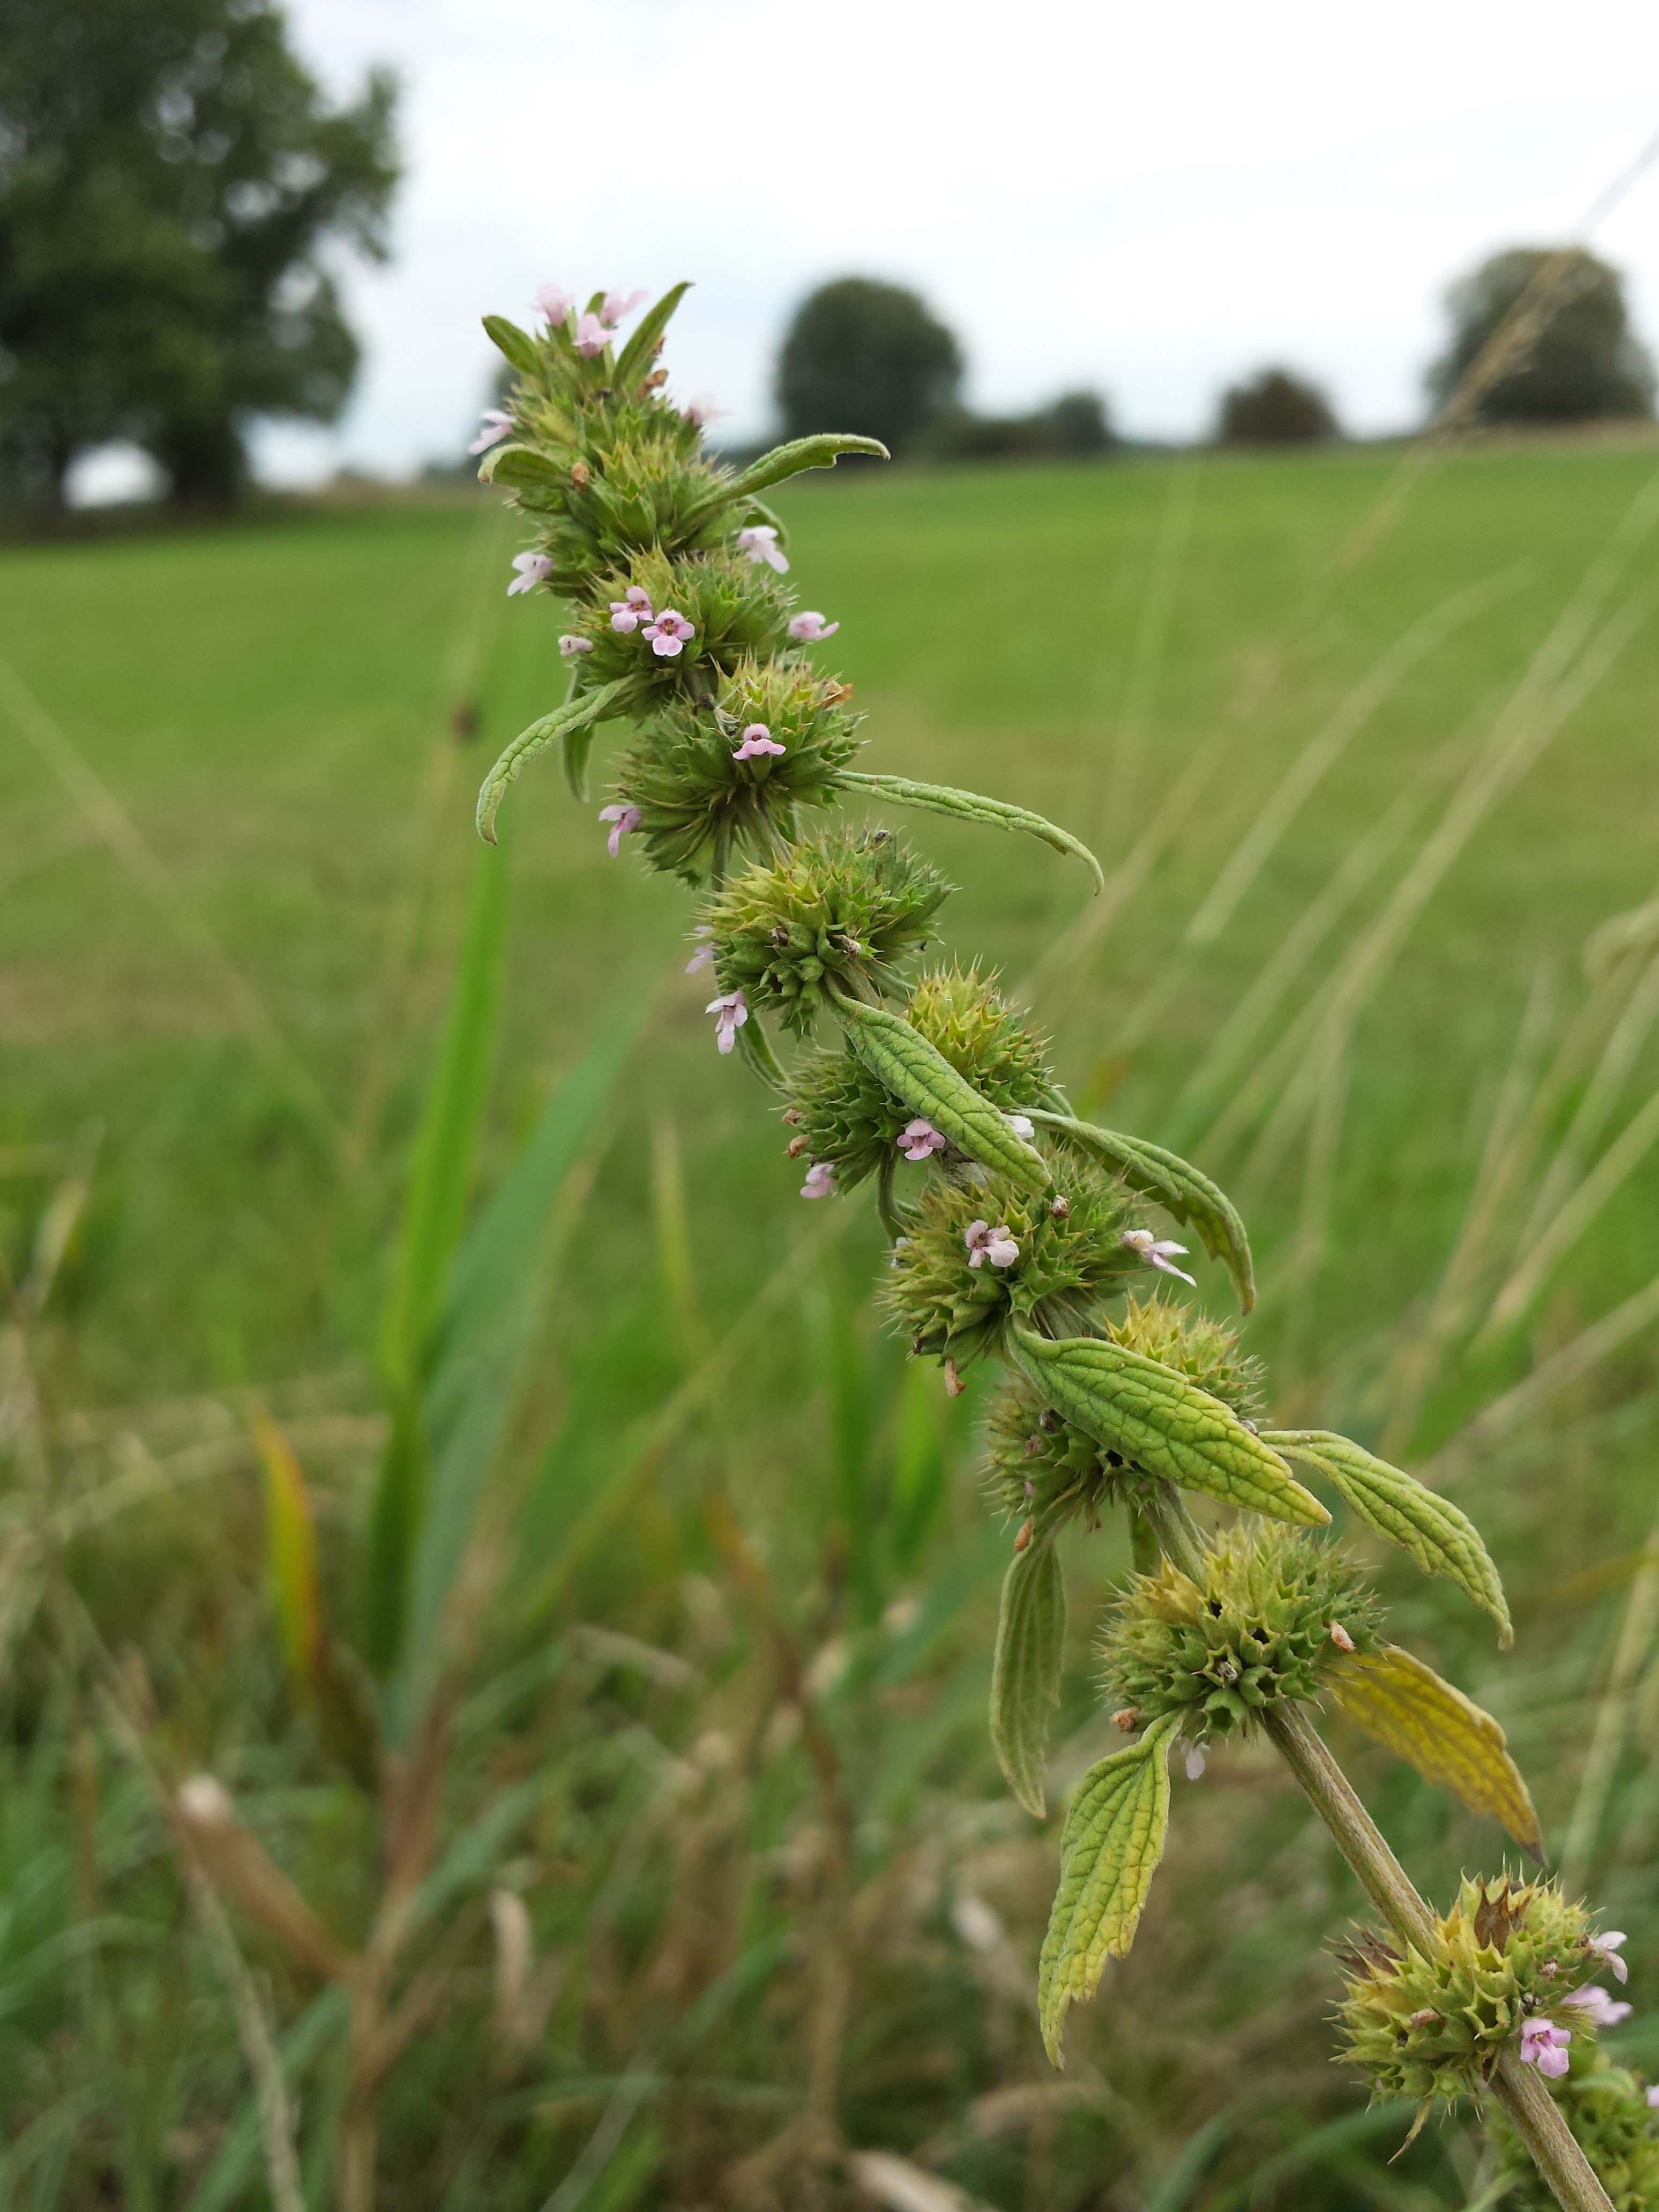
[783,964,1052,1188]
[1100,1523,1384,1745]
[569,548,796,689]
[704,830,951,1037]
[1337,1876,1602,2108]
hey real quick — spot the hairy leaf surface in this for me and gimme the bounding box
[614,281,693,390]
[1010,1329,1326,1524]
[990,1534,1066,1817]
[478,443,565,489]
[1027,1114,1254,1311]
[1265,1431,1511,1645]
[1327,1646,1541,1852]
[481,314,540,375]
[835,997,1050,1192]
[1038,1712,1181,2064]
[838,773,1104,893]
[715,432,890,506]
[476,676,641,834]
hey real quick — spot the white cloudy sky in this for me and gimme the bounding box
[248,0,1659,483]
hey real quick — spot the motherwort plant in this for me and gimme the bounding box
[472,281,1650,2211]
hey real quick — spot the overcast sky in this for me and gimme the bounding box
[242,0,1659,484]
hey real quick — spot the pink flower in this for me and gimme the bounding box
[574,311,615,358]
[507,551,553,597]
[602,289,649,325]
[1591,1932,1630,1985]
[896,1118,946,1162]
[685,394,730,428]
[559,634,593,659]
[642,608,694,657]
[599,804,642,857]
[610,586,654,632]
[469,409,514,454]
[1561,1985,1633,2028]
[535,285,576,325]
[1648,2087,1659,2109]
[736,525,790,574]
[801,1161,835,1200]
[788,611,839,642]
[707,990,748,1054]
[1519,2018,1572,2079]
[1122,1228,1197,1287]
[965,1220,1020,1269]
[732,724,786,760]
[684,939,715,974]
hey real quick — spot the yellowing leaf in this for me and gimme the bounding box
[1264,1431,1511,1646]
[1010,1328,1327,1527]
[990,1534,1066,1818]
[252,1409,324,1693]
[1038,1712,1180,2065]
[1326,1645,1541,1854]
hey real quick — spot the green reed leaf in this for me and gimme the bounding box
[1327,1646,1541,1852]
[990,1531,1066,1817]
[838,772,1104,893]
[833,995,1050,1193]
[1263,1431,1512,1646]
[476,675,641,835]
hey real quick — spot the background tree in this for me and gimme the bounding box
[1217,367,1340,444]
[776,277,962,457]
[0,0,397,512]
[1428,245,1655,425]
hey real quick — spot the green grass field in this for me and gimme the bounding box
[4,442,1659,2209]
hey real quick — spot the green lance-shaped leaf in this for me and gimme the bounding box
[476,676,641,837]
[614,280,693,390]
[833,995,1050,1194]
[1038,1711,1182,2065]
[990,1532,1066,1818]
[482,314,541,376]
[1026,1112,1255,1312]
[837,772,1104,894]
[477,443,565,489]
[682,434,890,535]
[1008,1327,1327,1526]
[1326,1646,1542,1854]
[1262,1431,1512,1647]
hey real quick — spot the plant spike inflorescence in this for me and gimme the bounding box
[473,281,1647,2212]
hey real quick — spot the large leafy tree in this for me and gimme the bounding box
[1428,246,1655,425]
[776,278,963,457]
[0,0,397,510]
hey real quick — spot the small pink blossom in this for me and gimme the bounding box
[602,288,649,325]
[801,1161,835,1200]
[1591,1932,1630,1984]
[685,394,730,428]
[469,409,514,454]
[965,1220,1020,1270]
[599,804,642,857]
[1648,2086,1659,2109]
[896,1118,946,1162]
[1122,1228,1197,1287]
[732,724,787,760]
[642,608,695,657]
[707,990,748,1053]
[535,285,576,325]
[788,610,839,642]
[610,586,654,632]
[559,634,593,659]
[1561,1985,1633,2028]
[507,551,554,597]
[1519,2017,1572,2079]
[685,939,715,974]
[736,525,790,574]
[574,310,615,358]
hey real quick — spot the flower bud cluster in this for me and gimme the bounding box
[1338,1877,1614,2106]
[1100,1523,1382,1745]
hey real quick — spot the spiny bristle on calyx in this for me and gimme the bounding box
[703,829,951,1038]
[783,964,1053,1190]
[1337,1875,1611,2109]
[1493,2057,1659,2209]
[563,548,797,689]
[1099,1523,1384,1746]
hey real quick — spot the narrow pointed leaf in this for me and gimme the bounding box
[1009,1328,1327,1525]
[476,676,640,835]
[838,772,1104,893]
[1027,1113,1254,1311]
[692,434,888,527]
[482,315,540,376]
[990,1534,1066,1817]
[1038,1712,1181,2064]
[479,443,565,489]
[1264,1431,1511,1646]
[1326,1646,1541,1852]
[614,280,693,390]
[834,996,1050,1193]
[253,1409,324,1691]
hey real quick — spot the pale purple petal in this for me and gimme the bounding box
[1122,1228,1197,1287]
[469,409,514,454]
[736,525,790,574]
[574,310,616,358]
[559,634,593,659]
[685,941,715,974]
[1647,2086,1659,2109]
[1591,1932,1630,1984]
[507,551,554,597]
[801,1161,834,1200]
[1005,1113,1035,1140]
[601,288,649,325]
[610,586,654,632]
[685,393,730,428]
[598,803,642,857]
[985,1235,1021,1268]
[732,724,787,760]
[788,611,839,642]
[535,285,576,325]
[706,990,748,1054]
[642,609,694,658]
[1184,1744,1207,1781]
[896,1118,946,1162]
[1561,1985,1633,2027]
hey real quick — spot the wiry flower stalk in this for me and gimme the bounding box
[470,280,1642,2212]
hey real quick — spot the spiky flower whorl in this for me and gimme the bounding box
[1495,2062,1659,2211]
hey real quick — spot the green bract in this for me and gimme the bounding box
[1100,1525,1383,1743]
[704,830,950,1037]
[1338,1877,1601,2106]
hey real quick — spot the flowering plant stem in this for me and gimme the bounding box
[1142,1484,1613,2212]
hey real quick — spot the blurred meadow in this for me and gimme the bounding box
[4,435,1659,2209]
